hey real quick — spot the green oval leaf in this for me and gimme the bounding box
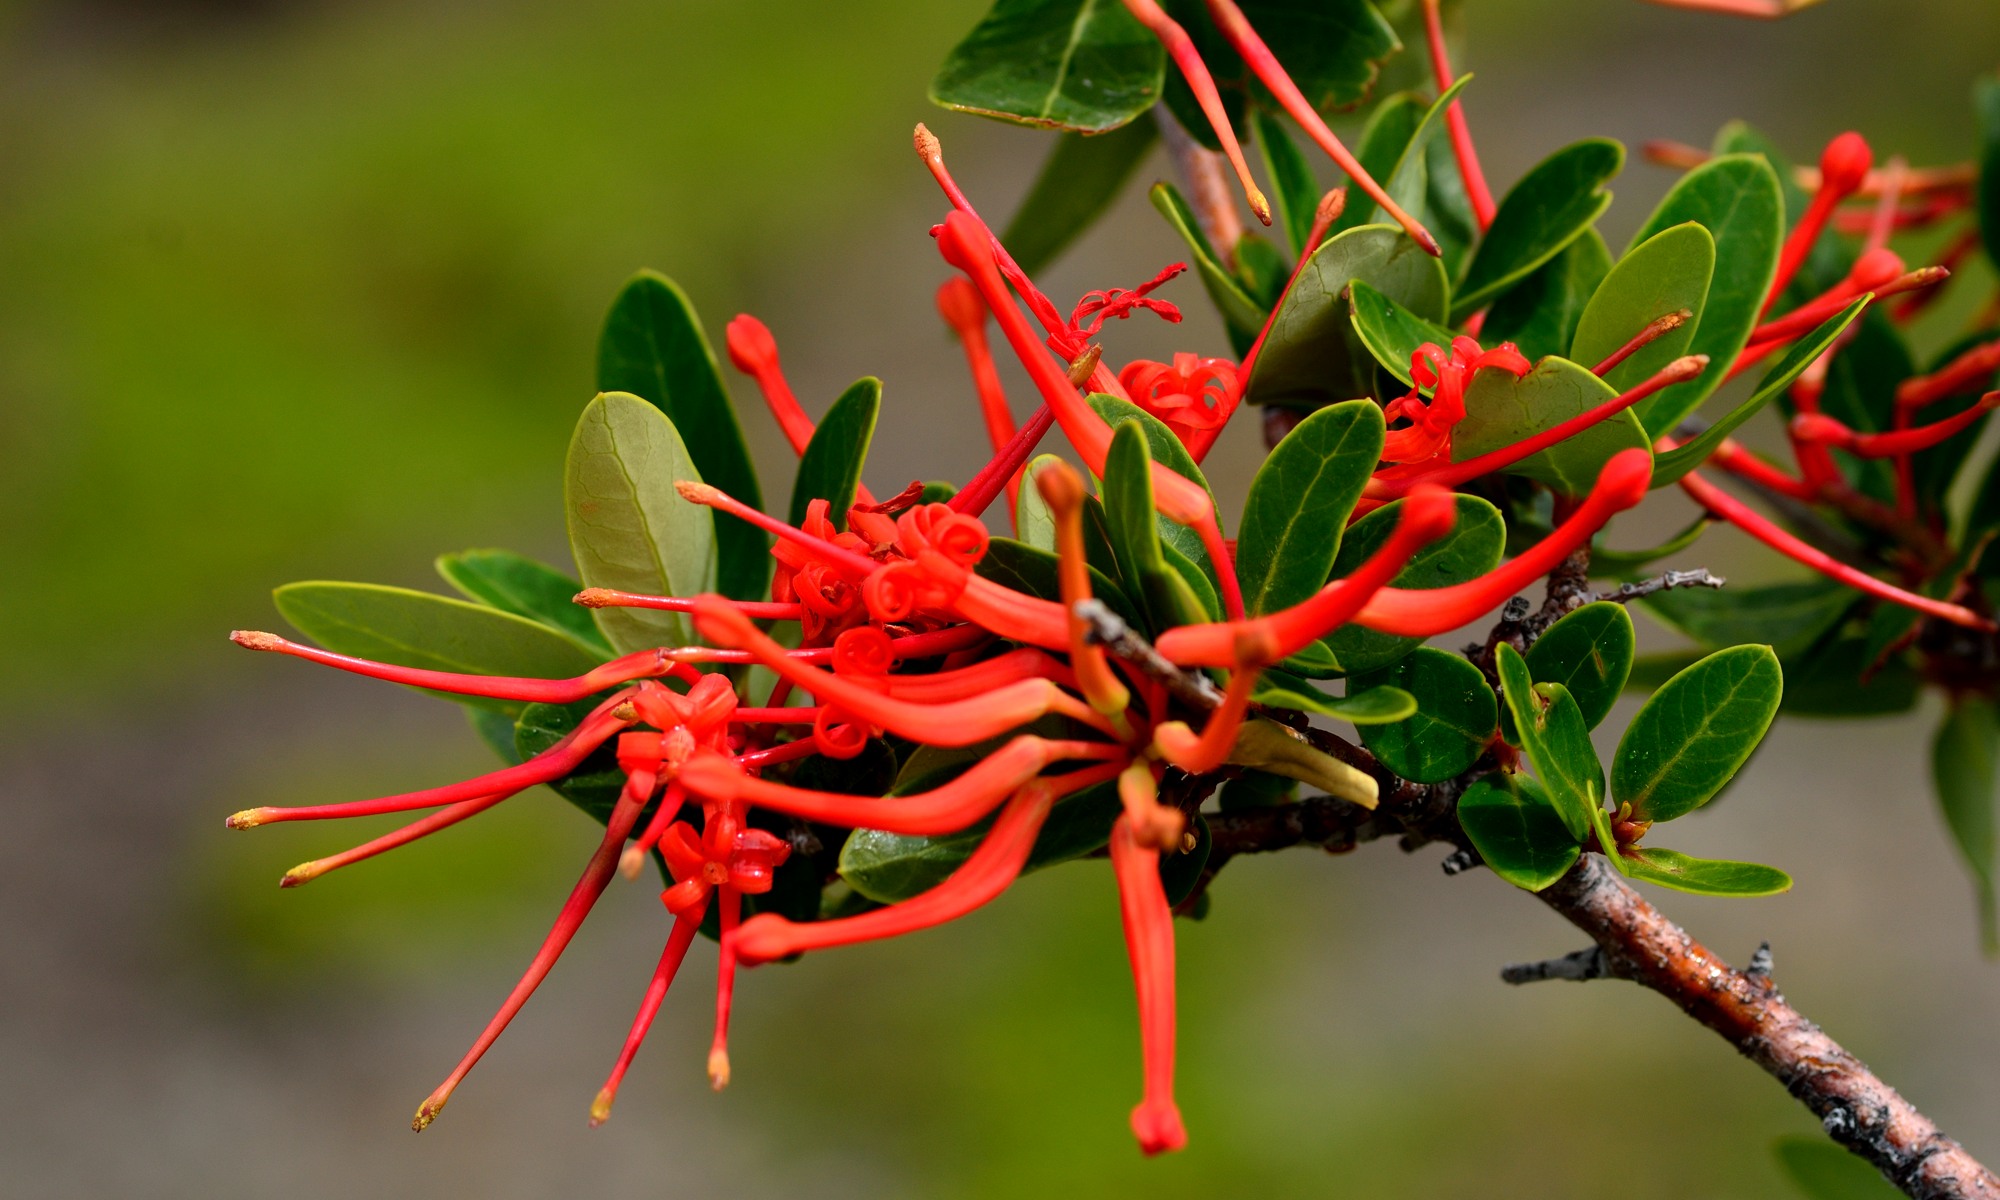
[1454,138,1624,320]
[1356,646,1498,783]
[1371,75,1471,232]
[1450,355,1651,495]
[1253,681,1417,726]
[1003,113,1159,275]
[597,271,765,601]
[1458,775,1581,891]
[1323,494,1504,674]
[1237,400,1385,616]
[1349,278,1457,387]
[928,0,1163,133]
[1932,696,1998,954]
[435,548,612,658]
[1245,224,1450,408]
[1481,230,1613,364]
[1087,392,1217,570]
[564,392,716,653]
[975,536,1146,633]
[274,582,602,715]
[788,377,881,528]
[1612,645,1782,824]
[1621,847,1792,897]
[1330,91,1425,237]
[1524,601,1634,730]
[1568,221,1713,391]
[1625,154,1785,435]
[1496,644,1604,842]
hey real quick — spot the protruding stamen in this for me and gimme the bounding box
[229,630,688,704]
[280,791,509,888]
[1201,0,1437,254]
[1590,310,1692,377]
[1151,629,1273,775]
[1895,338,2000,412]
[709,886,740,1091]
[590,908,704,1127]
[675,481,881,579]
[575,588,804,620]
[1118,0,1271,226]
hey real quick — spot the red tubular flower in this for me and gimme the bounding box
[1200,0,1438,255]
[227,629,695,704]
[1114,759,1185,853]
[1707,439,1820,502]
[1109,814,1186,1156]
[936,278,1017,454]
[681,736,1124,836]
[1367,356,1706,502]
[879,647,1079,704]
[1764,132,1873,312]
[1150,632,1272,777]
[726,314,816,456]
[732,771,1112,967]
[1792,393,2000,458]
[1354,449,1654,636]
[677,481,881,580]
[412,766,660,1131]
[691,596,1120,742]
[1116,0,1272,225]
[590,909,704,1126]
[1378,338,1533,466]
[1120,353,1239,440]
[1419,0,1496,231]
[1677,466,1994,629]
[935,211,1251,620]
[1155,485,1458,667]
[1037,459,1132,718]
[1895,338,2000,412]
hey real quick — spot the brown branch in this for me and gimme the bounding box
[1534,855,2000,1200]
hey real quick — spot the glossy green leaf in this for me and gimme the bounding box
[1524,602,1634,730]
[1625,154,1785,435]
[435,548,612,658]
[1482,230,1612,364]
[787,377,881,528]
[1245,223,1450,407]
[1458,775,1581,891]
[839,781,1122,903]
[928,0,1163,133]
[1773,1135,1904,1200]
[274,582,602,715]
[1237,400,1384,616]
[1612,645,1782,824]
[1101,420,1171,630]
[1349,278,1456,387]
[1253,682,1417,726]
[1496,644,1603,842]
[1932,696,1999,954]
[1279,639,1346,680]
[1450,355,1650,495]
[1977,75,2000,274]
[976,537,1146,632]
[1621,847,1792,897]
[1151,181,1267,354]
[1641,578,1856,660]
[1323,494,1505,674]
[1454,138,1623,320]
[1234,232,1291,309]
[1372,76,1471,232]
[1650,298,1869,489]
[1087,393,1217,570]
[1568,221,1712,391]
[1003,114,1160,275]
[1254,108,1321,259]
[1356,646,1498,783]
[564,392,716,652]
[597,272,765,601]
[1158,540,1222,625]
[1015,454,1061,551]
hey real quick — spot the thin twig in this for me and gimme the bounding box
[1075,598,1224,709]
[1500,945,1609,984]
[1592,568,1727,604]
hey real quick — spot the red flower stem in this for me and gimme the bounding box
[949,405,1058,519]
[679,737,1124,835]
[1155,486,1456,666]
[1832,193,1968,235]
[1119,0,1272,226]
[589,906,705,1127]
[227,630,699,703]
[692,595,1119,741]
[1764,133,1872,314]
[1590,311,1693,377]
[1355,449,1654,636]
[731,773,1105,967]
[1420,0,1496,231]
[1202,0,1439,255]
[1864,156,1908,254]
[733,738,821,772]
[665,622,992,669]
[575,588,803,620]
[725,315,817,456]
[937,214,1221,544]
[708,885,741,1091]
[226,695,637,828]
[1365,357,1706,501]
[938,279,1017,452]
[1895,338,2000,412]
[1707,440,1820,501]
[278,792,507,888]
[675,481,881,579]
[729,707,820,725]
[1110,814,1187,1156]
[1792,393,2000,458]
[411,768,658,1132]
[1676,466,1994,629]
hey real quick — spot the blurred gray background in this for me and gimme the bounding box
[1,0,1996,1195]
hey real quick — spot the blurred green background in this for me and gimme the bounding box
[2,0,1997,1195]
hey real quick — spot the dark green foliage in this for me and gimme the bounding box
[1457,775,1578,891]
[1453,139,1623,320]
[1355,647,1496,782]
[929,0,1163,133]
[788,377,881,528]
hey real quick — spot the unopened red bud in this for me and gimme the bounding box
[1819,131,1874,197]
[935,278,986,332]
[724,314,778,374]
